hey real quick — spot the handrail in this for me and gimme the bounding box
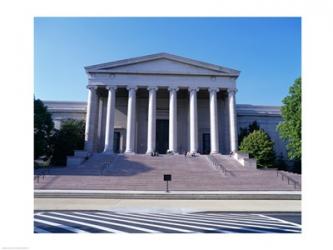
[34,167,50,183]
[206,155,233,176]
[276,170,301,189]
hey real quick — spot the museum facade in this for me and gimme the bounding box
[45,53,288,158]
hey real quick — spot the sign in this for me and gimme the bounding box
[163,174,172,192]
[164,174,172,181]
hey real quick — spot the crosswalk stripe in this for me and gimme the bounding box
[203,213,299,226]
[148,213,299,233]
[74,212,191,233]
[73,212,160,233]
[34,218,89,233]
[254,214,302,228]
[93,212,195,233]
[189,213,300,227]
[50,212,140,233]
[146,213,271,233]
[37,213,123,233]
[34,211,301,234]
[34,226,51,233]
[159,213,300,230]
[186,213,300,232]
[99,212,233,233]
[208,213,300,226]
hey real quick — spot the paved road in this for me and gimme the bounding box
[34,211,301,233]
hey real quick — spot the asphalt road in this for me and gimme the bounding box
[34,210,301,233]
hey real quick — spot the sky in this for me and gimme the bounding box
[34,17,301,105]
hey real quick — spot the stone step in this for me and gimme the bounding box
[66,156,85,167]
[36,153,301,191]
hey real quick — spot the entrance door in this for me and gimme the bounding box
[202,133,211,154]
[113,132,120,153]
[156,119,169,154]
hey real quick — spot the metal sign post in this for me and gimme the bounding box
[163,174,172,192]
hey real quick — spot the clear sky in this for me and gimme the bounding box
[34,17,301,105]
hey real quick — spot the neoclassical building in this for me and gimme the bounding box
[45,53,287,159]
[84,53,240,156]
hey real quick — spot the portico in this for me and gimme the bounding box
[84,53,240,155]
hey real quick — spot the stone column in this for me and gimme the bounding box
[97,97,105,151]
[189,87,199,154]
[168,87,179,154]
[103,86,117,154]
[228,88,238,152]
[125,86,137,154]
[209,87,220,154]
[146,86,158,154]
[84,86,99,153]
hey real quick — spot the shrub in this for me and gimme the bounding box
[239,130,276,168]
[238,120,260,146]
[51,119,85,166]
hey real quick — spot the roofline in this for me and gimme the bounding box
[84,52,240,76]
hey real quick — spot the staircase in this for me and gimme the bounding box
[211,154,301,190]
[35,153,301,191]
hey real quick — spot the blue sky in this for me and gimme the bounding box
[34,17,301,105]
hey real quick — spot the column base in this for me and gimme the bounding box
[166,149,178,155]
[124,150,136,155]
[103,150,114,155]
[210,151,219,155]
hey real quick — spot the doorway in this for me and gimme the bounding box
[113,131,120,153]
[202,133,211,154]
[156,119,169,154]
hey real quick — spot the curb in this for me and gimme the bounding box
[34,190,301,200]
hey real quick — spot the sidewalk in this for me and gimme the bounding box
[34,189,301,200]
[34,198,301,212]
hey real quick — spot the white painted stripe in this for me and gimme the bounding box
[205,213,295,224]
[147,213,270,233]
[94,212,194,233]
[171,213,300,229]
[149,213,300,233]
[50,212,134,233]
[100,212,232,233]
[219,213,299,225]
[37,213,123,233]
[34,218,89,233]
[34,226,50,233]
[196,213,300,227]
[254,214,302,228]
[192,214,301,232]
[73,212,160,233]
[75,212,191,233]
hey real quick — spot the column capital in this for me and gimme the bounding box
[208,87,220,93]
[87,85,98,90]
[127,86,138,91]
[227,88,238,95]
[147,86,158,92]
[168,87,179,92]
[105,85,118,91]
[188,87,199,92]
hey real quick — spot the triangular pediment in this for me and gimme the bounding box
[85,53,240,76]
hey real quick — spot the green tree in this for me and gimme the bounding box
[34,98,54,159]
[51,119,85,166]
[238,120,260,146]
[277,77,301,160]
[239,130,276,168]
